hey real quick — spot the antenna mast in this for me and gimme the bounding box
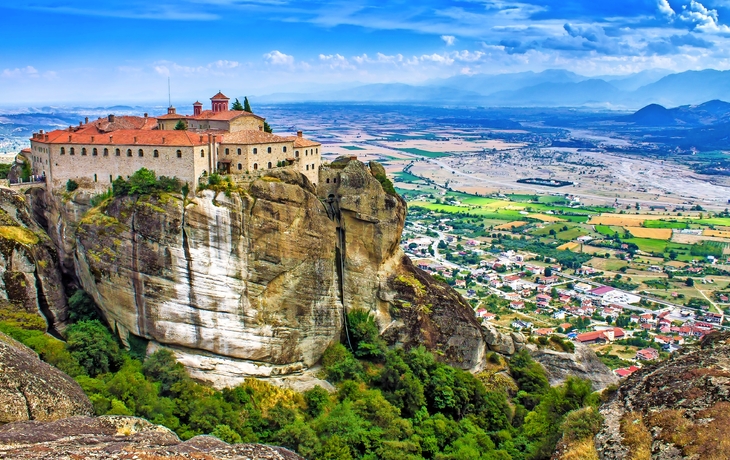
[168,77,171,107]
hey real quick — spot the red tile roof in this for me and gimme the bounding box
[32,129,209,146]
[210,91,230,100]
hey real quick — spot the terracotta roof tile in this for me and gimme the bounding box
[210,91,230,100]
[32,129,208,147]
[283,136,321,148]
[194,110,263,121]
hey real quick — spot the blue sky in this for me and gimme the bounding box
[2,0,730,104]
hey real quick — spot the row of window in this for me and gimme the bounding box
[58,147,203,159]
[222,147,319,156]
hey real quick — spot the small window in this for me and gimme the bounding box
[92,148,97,156]
[104,148,109,156]
[306,165,309,171]
[225,148,229,155]
[283,146,287,153]
[153,150,159,158]
[333,178,337,183]
[115,148,121,156]
[253,163,258,170]
[81,147,87,156]
[109,175,113,183]
[201,150,205,158]
[177,150,182,158]
[253,148,258,154]
[316,148,318,154]
[267,162,272,169]
[326,178,330,183]
[94,174,97,182]
[267,147,272,153]
[237,148,241,155]
[127,149,132,157]
[138,149,144,157]
[70,147,75,155]
[238,163,242,170]
[295,150,299,158]
[60,147,65,155]
[305,149,308,156]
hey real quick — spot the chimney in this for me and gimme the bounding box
[45,134,48,141]
[68,135,72,142]
[144,112,148,118]
[109,135,113,142]
[108,114,115,122]
[162,136,165,144]
[79,121,83,126]
[297,130,303,138]
[85,117,89,124]
[39,129,44,134]
[134,136,137,144]
[200,135,204,143]
[91,136,95,142]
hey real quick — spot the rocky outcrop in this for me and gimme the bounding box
[24,158,526,387]
[595,332,730,460]
[0,188,68,333]
[0,415,303,459]
[0,331,92,424]
[530,342,619,391]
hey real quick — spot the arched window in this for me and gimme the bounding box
[295,151,299,158]
[225,148,229,155]
[201,150,204,158]
[103,148,109,156]
[138,149,144,157]
[267,162,272,169]
[326,178,330,183]
[316,148,318,154]
[153,150,159,158]
[333,178,337,183]
[92,148,98,156]
[237,148,241,155]
[267,147,272,153]
[305,149,308,156]
[70,147,75,155]
[306,165,309,171]
[237,163,242,170]
[115,148,120,156]
[176,150,182,158]
[94,174,97,182]
[253,148,258,154]
[253,163,258,170]
[127,149,132,157]
[283,146,287,153]
[81,147,87,156]
[60,147,65,155]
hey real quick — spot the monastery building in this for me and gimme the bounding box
[27,92,321,189]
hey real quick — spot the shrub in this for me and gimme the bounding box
[66,179,79,192]
[375,173,397,196]
[113,168,183,197]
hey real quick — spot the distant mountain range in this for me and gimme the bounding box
[626,100,730,126]
[257,69,730,109]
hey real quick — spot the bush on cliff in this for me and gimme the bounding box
[112,168,183,197]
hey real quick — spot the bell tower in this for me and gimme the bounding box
[210,91,230,113]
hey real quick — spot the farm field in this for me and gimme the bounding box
[626,227,672,240]
[495,221,528,230]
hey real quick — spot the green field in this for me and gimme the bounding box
[623,238,668,253]
[532,223,566,236]
[560,215,590,223]
[556,227,588,241]
[643,220,688,229]
[393,171,424,183]
[342,145,366,151]
[595,225,614,236]
[396,148,449,158]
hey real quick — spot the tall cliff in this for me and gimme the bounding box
[23,159,523,388]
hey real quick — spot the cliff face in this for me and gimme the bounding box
[0,188,68,333]
[0,331,93,424]
[595,332,730,460]
[24,159,525,388]
[530,342,619,391]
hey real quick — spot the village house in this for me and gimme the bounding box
[636,348,660,361]
[534,328,554,336]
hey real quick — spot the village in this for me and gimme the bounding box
[400,194,730,380]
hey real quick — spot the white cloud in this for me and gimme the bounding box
[212,60,240,69]
[263,50,295,66]
[319,53,354,69]
[441,35,456,45]
[658,0,675,16]
[1,66,39,78]
[679,0,730,33]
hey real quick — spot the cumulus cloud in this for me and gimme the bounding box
[679,0,730,33]
[658,0,675,16]
[319,53,354,69]
[263,50,294,66]
[441,35,456,45]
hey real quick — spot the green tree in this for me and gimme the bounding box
[142,349,189,397]
[263,120,273,133]
[347,309,386,360]
[66,320,123,377]
[174,120,186,130]
[231,98,244,111]
[68,290,99,322]
[544,267,553,277]
[211,424,243,444]
[243,96,252,113]
[304,386,331,418]
[685,277,694,287]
